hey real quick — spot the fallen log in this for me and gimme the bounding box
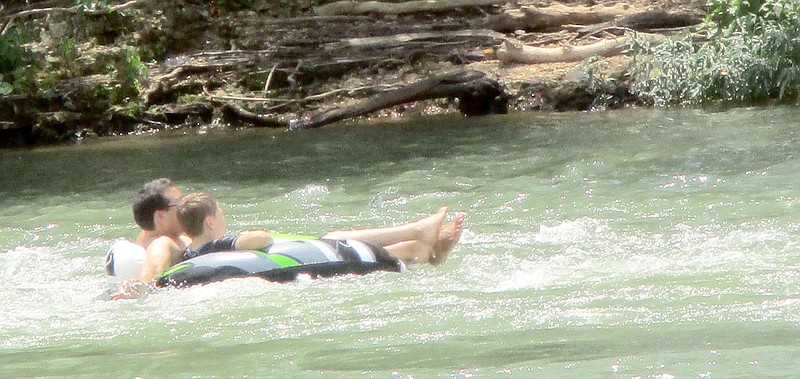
[221,104,285,128]
[329,29,508,49]
[315,0,508,16]
[496,33,666,64]
[487,3,635,33]
[576,9,704,35]
[292,70,507,130]
[162,102,214,125]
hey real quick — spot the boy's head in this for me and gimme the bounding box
[133,178,182,233]
[177,192,226,238]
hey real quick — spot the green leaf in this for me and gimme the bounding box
[0,77,12,96]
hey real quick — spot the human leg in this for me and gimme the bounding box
[322,207,447,247]
[382,240,434,264]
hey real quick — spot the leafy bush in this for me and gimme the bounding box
[631,0,800,105]
[0,29,35,96]
[0,31,24,95]
[60,37,79,78]
[74,0,110,12]
[114,46,148,102]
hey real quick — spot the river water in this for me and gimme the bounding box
[1,107,799,378]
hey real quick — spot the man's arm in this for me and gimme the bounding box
[112,236,180,299]
[137,236,179,282]
[233,230,273,250]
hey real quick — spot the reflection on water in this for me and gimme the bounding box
[2,107,800,378]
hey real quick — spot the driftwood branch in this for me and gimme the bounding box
[263,63,279,96]
[144,58,253,105]
[265,84,401,111]
[329,29,508,49]
[497,33,666,64]
[219,71,507,129]
[206,84,398,105]
[487,3,635,33]
[315,0,508,16]
[220,104,285,128]
[576,9,704,35]
[293,70,507,130]
[488,4,704,34]
[204,90,292,103]
[260,15,373,26]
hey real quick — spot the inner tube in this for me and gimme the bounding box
[157,239,405,287]
[105,236,404,286]
[105,238,146,281]
[104,234,316,281]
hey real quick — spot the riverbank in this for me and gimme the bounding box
[0,0,705,148]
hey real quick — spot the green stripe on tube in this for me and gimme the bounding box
[268,254,301,268]
[253,250,301,268]
[160,262,189,277]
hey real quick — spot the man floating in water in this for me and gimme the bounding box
[111,178,464,299]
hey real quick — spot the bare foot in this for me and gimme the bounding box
[415,206,447,248]
[392,207,447,264]
[430,212,464,265]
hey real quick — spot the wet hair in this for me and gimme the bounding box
[132,178,175,230]
[177,192,218,237]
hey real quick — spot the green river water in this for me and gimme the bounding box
[1,107,799,378]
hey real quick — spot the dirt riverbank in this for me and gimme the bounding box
[0,0,706,147]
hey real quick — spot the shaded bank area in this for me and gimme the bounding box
[0,0,706,148]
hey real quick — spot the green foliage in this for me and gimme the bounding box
[0,33,24,77]
[277,0,307,17]
[578,56,615,108]
[59,37,79,78]
[0,28,36,96]
[74,0,111,12]
[138,42,166,63]
[110,99,145,119]
[114,46,148,102]
[0,76,13,96]
[631,0,800,106]
[707,0,762,32]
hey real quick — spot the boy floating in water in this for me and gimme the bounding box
[112,179,464,299]
[178,191,463,265]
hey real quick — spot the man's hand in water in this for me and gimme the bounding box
[111,279,152,300]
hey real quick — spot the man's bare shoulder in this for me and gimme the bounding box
[137,231,190,250]
[148,235,185,250]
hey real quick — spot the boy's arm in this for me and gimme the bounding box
[233,230,273,250]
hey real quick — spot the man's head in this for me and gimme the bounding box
[177,192,226,239]
[132,178,182,234]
